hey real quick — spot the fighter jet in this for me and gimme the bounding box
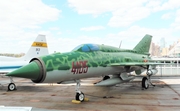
[6,34,161,102]
[0,34,49,91]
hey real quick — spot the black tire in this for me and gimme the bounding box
[75,92,85,102]
[142,77,149,89]
[8,83,16,91]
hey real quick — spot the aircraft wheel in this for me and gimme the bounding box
[142,77,149,89]
[8,83,16,91]
[75,92,85,102]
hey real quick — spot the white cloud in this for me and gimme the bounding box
[174,10,180,23]
[0,0,61,34]
[159,0,180,10]
[80,26,105,31]
[68,0,150,27]
[0,0,61,29]
[143,0,180,12]
[161,12,174,19]
[68,0,147,15]
[0,0,61,53]
[171,9,180,30]
[49,27,60,31]
[68,0,180,27]
[68,0,114,15]
[108,7,150,27]
[57,31,62,35]
[118,26,173,38]
[146,0,162,8]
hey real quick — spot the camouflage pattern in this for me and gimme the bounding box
[41,50,151,72]
[40,34,153,73]
[6,34,155,80]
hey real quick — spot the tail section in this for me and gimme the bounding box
[23,34,49,61]
[133,34,152,55]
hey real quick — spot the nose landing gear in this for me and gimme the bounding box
[8,77,17,91]
[72,80,89,103]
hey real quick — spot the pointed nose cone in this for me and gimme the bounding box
[6,62,40,80]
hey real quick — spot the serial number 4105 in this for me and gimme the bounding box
[71,61,88,74]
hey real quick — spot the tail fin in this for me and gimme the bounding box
[23,34,49,61]
[133,34,152,55]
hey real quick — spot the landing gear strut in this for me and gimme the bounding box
[8,77,16,91]
[75,81,85,102]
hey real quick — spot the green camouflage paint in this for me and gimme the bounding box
[40,34,152,72]
[6,34,154,79]
[41,49,151,72]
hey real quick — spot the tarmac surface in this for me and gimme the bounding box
[0,76,180,111]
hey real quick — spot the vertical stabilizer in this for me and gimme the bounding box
[133,34,152,55]
[23,34,49,61]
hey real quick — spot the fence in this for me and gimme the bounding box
[152,58,180,76]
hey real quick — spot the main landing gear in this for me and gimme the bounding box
[142,77,149,89]
[8,77,17,91]
[142,69,156,89]
[72,80,89,103]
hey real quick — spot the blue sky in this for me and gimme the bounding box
[0,0,180,53]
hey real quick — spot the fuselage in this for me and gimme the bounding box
[32,50,151,83]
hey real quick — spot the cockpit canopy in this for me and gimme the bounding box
[72,44,99,52]
[72,44,121,52]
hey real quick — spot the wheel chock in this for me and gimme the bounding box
[84,97,89,101]
[72,100,81,104]
[71,98,89,103]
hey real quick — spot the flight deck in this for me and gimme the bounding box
[0,76,180,111]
